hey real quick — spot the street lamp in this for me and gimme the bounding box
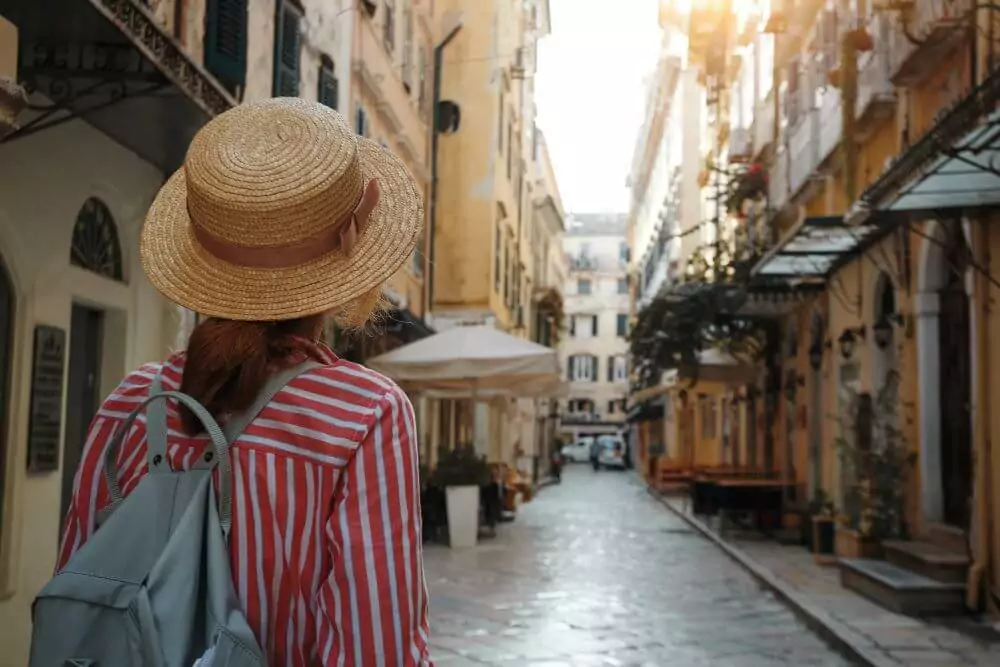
[808,340,829,371]
[838,326,865,360]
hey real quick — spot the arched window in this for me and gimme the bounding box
[71,197,123,282]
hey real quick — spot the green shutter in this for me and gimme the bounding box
[204,0,247,89]
[273,1,302,97]
[318,58,338,109]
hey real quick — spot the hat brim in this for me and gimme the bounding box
[140,137,423,322]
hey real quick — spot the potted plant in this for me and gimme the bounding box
[834,373,915,559]
[802,489,835,548]
[430,444,492,549]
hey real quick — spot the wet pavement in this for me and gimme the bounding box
[423,466,854,666]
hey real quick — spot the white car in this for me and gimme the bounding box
[560,437,595,463]
[596,435,627,469]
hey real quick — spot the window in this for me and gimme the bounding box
[493,209,503,292]
[498,92,504,153]
[618,241,630,265]
[616,313,628,337]
[273,0,302,96]
[577,278,592,295]
[617,278,628,294]
[204,0,248,93]
[700,395,718,439]
[571,314,598,339]
[568,398,594,415]
[608,355,628,382]
[401,5,413,92]
[567,354,597,382]
[318,55,338,110]
[71,197,123,281]
[607,399,626,414]
[355,103,368,136]
[506,121,514,180]
[383,0,396,51]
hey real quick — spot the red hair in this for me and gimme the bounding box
[178,315,326,434]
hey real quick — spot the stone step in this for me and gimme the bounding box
[925,523,968,553]
[883,539,969,584]
[839,558,967,617]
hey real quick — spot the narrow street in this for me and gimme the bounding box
[424,467,853,666]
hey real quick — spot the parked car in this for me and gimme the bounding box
[560,437,595,463]
[596,434,627,470]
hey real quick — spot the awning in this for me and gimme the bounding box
[1,0,235,171]
[855,64,1000,219]
[751,216,882,282]
[884,111,1000,215]
[626,397,665,423]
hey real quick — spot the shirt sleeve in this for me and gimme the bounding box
[316,385,432,666]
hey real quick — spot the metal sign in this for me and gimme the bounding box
[26,325,66,473]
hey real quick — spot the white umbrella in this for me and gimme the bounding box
[367,324,560,391]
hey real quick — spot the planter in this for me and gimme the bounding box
[445,485,480,549]
[834,524,882,559]
[811,515,836,559]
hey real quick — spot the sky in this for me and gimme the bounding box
[535,0,664,215]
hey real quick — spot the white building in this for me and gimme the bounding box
[559,213,629,440]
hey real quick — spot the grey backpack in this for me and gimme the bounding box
[29,361,320,667]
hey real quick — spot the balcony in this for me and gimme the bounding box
[769,147,790,212]
[752,94,776,158]
[856,14,898,137]
[885,0,972,87]
[354,14,428,168]
[817,88,842,166]
[788,109,820,197]
[567,254,599,272]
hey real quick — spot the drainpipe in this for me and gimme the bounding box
[427,20,463,318]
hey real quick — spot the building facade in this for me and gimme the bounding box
[0,0,440,658]
[427,0,561,467]
[560,213,629,441]
[631,0,1000,620]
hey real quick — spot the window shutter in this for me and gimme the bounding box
[607,356,613,382]
[567,356,574,381]
[204,0,248,90]
[355,104,368,136]
[318,56,338,109]
[591,315,598,336]
[273,1,302,97]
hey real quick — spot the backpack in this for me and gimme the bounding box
[29,360,321,667]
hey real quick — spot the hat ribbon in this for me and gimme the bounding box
[191,179,381,269]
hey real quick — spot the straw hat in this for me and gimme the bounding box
[140,97,423,321]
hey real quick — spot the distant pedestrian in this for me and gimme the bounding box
[590,439,601,471]
[44,99,432,666]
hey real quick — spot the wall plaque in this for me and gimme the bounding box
[26,325,66,473]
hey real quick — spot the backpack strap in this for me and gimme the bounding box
[101,360,324,536]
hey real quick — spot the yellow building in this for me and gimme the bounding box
[428,0,560,465]
[633,0,1000,618]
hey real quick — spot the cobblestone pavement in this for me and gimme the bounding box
[423,467,854,666]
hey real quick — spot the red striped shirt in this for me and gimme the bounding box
[57,342,433,666]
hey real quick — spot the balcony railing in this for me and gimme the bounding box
[752,93,775,158]
[788,109,819,196]
[817,88,842,166]
[568,254,599,271]
[886,0,971,86]
[769,147,790,211]
[856,13,897,133]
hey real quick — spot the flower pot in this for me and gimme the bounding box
[445,485,480,549]
[834,524,881,559]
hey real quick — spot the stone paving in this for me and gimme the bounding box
[423,467,853,666]
[659,496,1000,666]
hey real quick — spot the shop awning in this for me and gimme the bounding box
[752,216,882,282]
[1,0,235,171]
[884,112,1000,215]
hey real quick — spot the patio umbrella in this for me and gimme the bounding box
[367,324,560,391]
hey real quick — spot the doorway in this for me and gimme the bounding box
[61,304,105,526]
[937,228,972,529]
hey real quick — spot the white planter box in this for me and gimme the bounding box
[445,485,479,549]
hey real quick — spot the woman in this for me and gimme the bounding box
[57,98,432,666]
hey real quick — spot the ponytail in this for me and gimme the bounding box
[178,315,325,434]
